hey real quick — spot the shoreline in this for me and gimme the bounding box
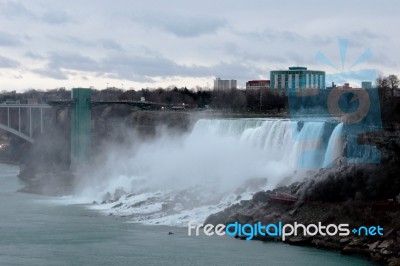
[12,164,400,265]
[205,164,400,265]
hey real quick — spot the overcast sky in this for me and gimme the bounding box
[0,0,399,91]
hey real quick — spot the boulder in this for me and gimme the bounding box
[378,240,392,249]
[369,241,380,251]
[388,257,400,266]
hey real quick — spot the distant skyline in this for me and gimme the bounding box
[0,0,399,91]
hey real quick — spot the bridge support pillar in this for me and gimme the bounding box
[71,88,91,168]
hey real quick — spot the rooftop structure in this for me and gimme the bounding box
[245,80,270,90]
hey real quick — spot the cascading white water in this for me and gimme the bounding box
[74,118,344,226]
[323,123,344,167]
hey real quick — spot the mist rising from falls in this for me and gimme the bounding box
[74,118,343,226]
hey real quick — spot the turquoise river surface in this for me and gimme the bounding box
[0,163,376,266]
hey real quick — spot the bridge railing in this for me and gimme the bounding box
[0,103,51,142]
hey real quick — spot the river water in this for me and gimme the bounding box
[0,163,375,266]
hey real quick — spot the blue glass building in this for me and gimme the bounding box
[270,67,325,94]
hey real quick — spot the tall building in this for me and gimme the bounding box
[214,78,237,90]
[361,81,372,89]
[270,67,326,93]
[246,80,270,90]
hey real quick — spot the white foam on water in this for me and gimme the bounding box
[69,118,343,227]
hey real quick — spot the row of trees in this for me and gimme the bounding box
[0,87,286,112]
[3,75,398,113]
[101,87,286,112]
[377,74,399,97]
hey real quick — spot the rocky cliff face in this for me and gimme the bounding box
[92,107,194,141]
[205,171,400,264]
[205,125,400,265]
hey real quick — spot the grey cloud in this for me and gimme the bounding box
[0,1,36,20]
[41,10,73,25]
[0,1,73,25]
[33,52,173,82]
[360,52,399,69]
[132,13,226,37]
[350,29,387,41]
[336,29,389,49]
[24,51,45,59]
[285,52,307,65]
[228,29,389,71]
[221,40,303,65]
[0,31,22,46]
[47,35,95,47]
[279,31,304,42]
[310,36,335,46]
[0,55,20,68]
[100,54,210,82]
[224,45,292,63]
[31,50,260,83]
[33,52,99,80]
[103,54,256,80]
[326,69,378,84]
[47,52,99,72]
[47,35,126,52]
[233,28,337,49]
[208,62,259,81]
[232,28,305,43]
[99,39,124,51]
[101,54,260,83]
[228,29,323,63]
[33,68,68,80]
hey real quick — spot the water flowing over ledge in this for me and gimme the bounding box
[73,118,344,226]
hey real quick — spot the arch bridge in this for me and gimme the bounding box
[0,103,51,143]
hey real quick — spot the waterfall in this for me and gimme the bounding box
[323,123,344,167]
[192,118,338,169]
[74,118,345,226]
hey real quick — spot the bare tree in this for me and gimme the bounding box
[377,75,389,88]
[376,75,390,99]
[388,74,399,97]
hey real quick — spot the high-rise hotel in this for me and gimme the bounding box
[213,78,237,91]
[270,67,325,94]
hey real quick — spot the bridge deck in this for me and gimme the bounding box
[0,104,51,108]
